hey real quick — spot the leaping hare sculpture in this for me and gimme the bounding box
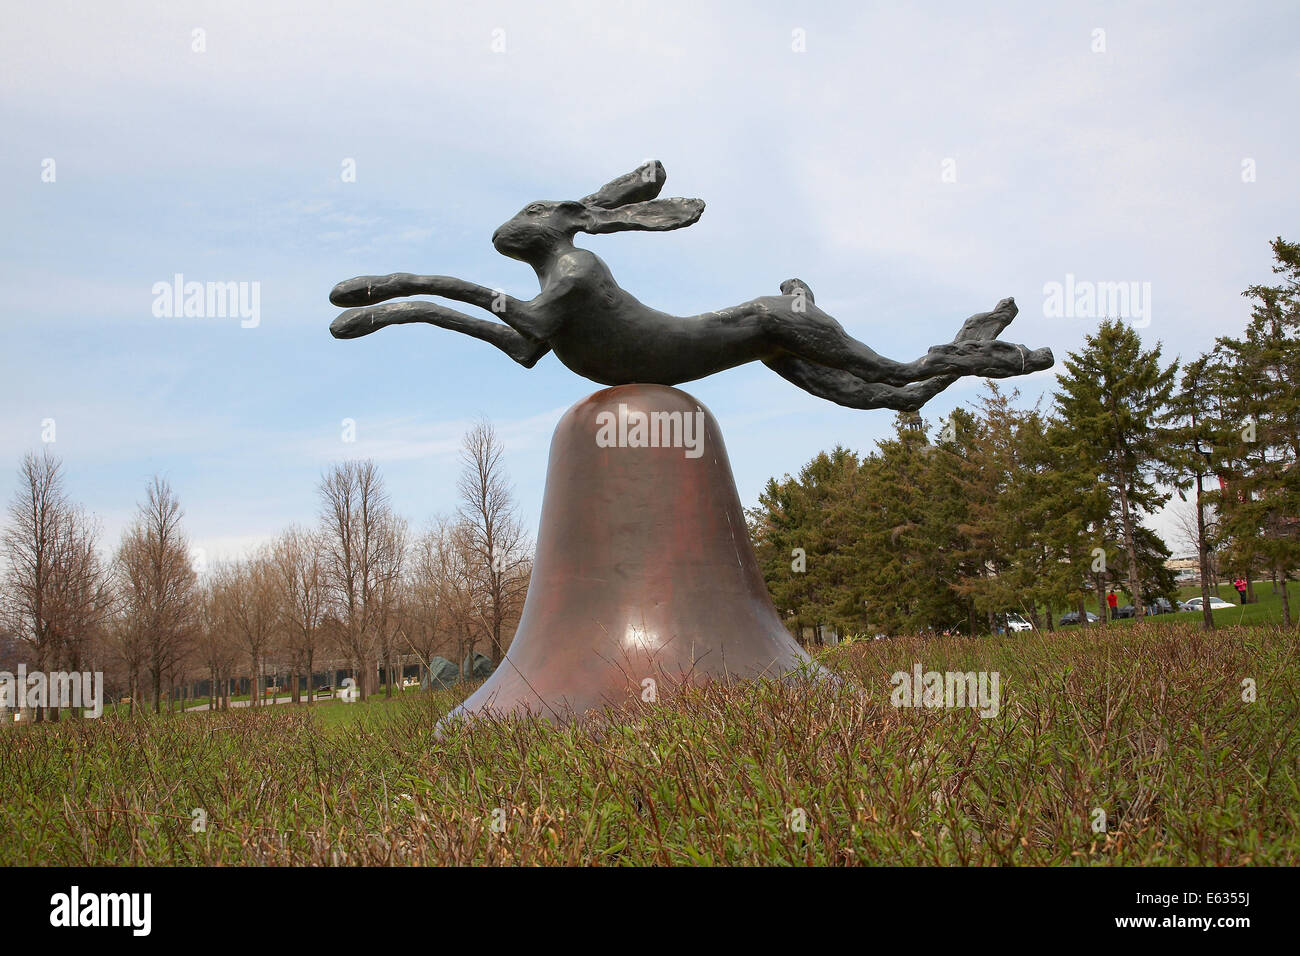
[329,161,1052,409]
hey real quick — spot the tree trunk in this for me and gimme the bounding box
[1195,473,1214,630]
[1278,565,1292,628]
[1115,478,1145,619]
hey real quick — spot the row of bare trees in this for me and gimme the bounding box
[0,422,529,718]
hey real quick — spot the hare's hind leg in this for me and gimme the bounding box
[764,355,958,411]
[751,293,923,387]
[760,290,1051,386]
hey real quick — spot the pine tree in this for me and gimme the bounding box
[854,415,975,635]
[749,446,867,643]
[1166,354,1225,628]
[1052,320,1178,618]
[1209,237,1300,626]
[1044,410,1111,625]
[951,386,1055,630]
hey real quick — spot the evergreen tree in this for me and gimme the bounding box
[952,386,1058,630]
[1208,237,1300,626]
[1166,354,1226,628]
[854,415,970,634]
[749,446,867,643]
[1044,410,1111,625]
[1052,320,1178,618]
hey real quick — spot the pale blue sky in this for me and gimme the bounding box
[1,1,1297,561]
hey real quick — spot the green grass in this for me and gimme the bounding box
[1,621,1296,865]
[87,683,419,720]
[1060,579,1300,629]
[307,685,431,729]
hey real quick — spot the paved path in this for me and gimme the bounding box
[185,695,324,712]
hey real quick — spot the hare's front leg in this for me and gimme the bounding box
[330,273,549,342]
[329,301,550,368]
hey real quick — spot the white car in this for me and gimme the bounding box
[1182,596,1236,611]
[993,612,1033,633]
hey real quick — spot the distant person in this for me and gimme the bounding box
[1234,577,1248,604]
[1107,591,1118,619]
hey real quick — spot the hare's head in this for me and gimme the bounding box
[491,161,705,265]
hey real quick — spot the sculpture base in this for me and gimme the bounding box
[441,384,828,727]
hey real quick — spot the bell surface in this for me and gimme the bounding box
[442,384,827,726]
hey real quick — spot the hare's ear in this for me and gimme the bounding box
[581,198,705,234]
[581,160,668,208]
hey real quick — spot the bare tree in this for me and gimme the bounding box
[456,422,529,666]
[317,460,404,699]
[374,515,408,698]
[2,452,65,692]
[195,579,238,710]
[1172,497,1220,590]
[46,506,112,685]
[2,451,112,720]
[101,604,146,715]
[403,516,463,680]
[272,525,328,704]
[211,552,281,707]
[114,477,198,714]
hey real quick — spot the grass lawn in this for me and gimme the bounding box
[307,685,428,729]
[1058,579,1300,630]
[89,683,422,720]
[1,620,1296,865]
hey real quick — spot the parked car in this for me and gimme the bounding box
[1147,596,1175,615]
[1182,595,1235,611]
[1058,610,1100,626]
[1114,597,1173,618]
[994,612,1034,633]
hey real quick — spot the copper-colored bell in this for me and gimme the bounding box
[442,384,826,726]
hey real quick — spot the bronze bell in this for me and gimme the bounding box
[442,384,827,726]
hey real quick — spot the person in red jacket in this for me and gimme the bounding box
[1234,577,1248,604]
[1107,590,1119,619]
